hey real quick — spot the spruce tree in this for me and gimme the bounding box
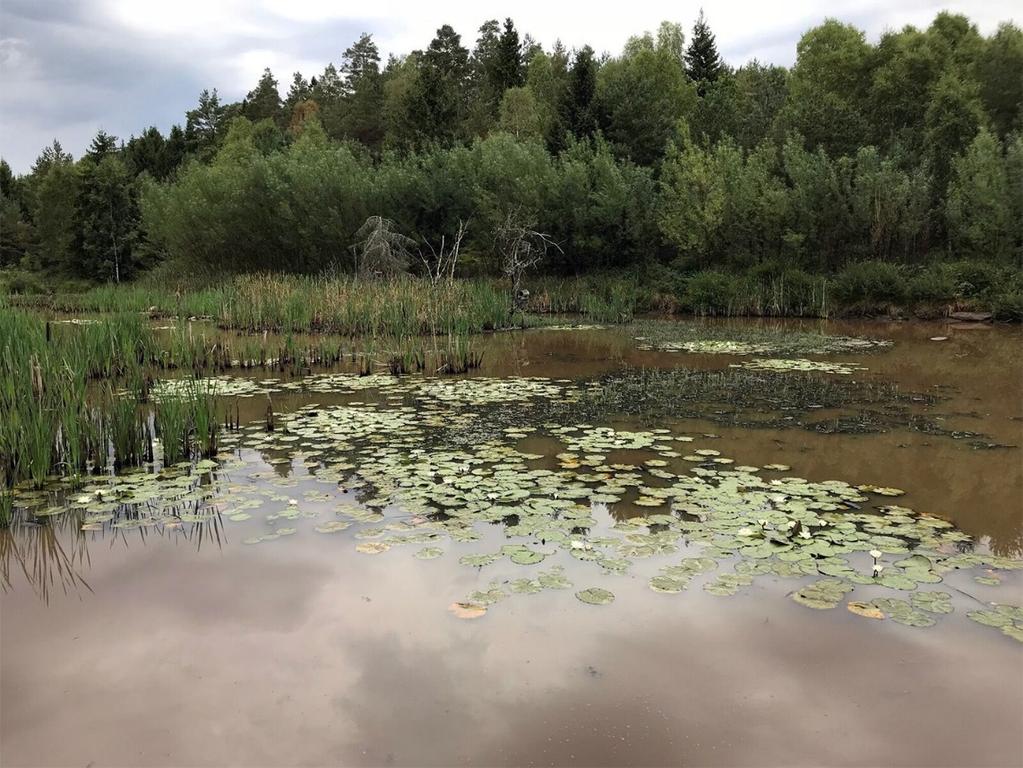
[685,10,723,90]
[494,18,524,92]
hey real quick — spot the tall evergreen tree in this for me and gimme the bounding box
[406,25,470,145]
[685,10,723,90]
[339,33,385,148]
[185,89,226,155]
[30,140,73,176]
[86,130,118,161]
[31,150,78,272]
[243,68,283,124]
[494,18,524,92]
[76,155,139,282]
[562,46,598,141]
[284,72,312,112]
[124,127,170,179]
[342,33,382,91]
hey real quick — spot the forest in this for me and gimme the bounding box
[1,11,1021,317]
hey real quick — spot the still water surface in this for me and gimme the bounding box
[2,318,1021,767]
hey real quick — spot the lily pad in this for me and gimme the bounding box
[575,587,615,605]
[448,602,487,619]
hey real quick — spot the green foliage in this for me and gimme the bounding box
[831,261,907,311]
[782,20,872,156]
[596,31,696,165]
[76,153,141,282]
[683,270,737,315]
[3,9,1020,313]
[924,71,987,194]
[946,128,1013,262]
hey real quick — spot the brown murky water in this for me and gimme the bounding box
[2,318,1022,767]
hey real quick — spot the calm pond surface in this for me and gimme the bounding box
[2,317,1022,767]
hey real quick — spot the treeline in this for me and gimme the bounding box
[1,11,1021,287]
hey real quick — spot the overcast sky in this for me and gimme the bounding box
[0,0,1016,173]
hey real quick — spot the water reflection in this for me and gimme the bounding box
[2,489,227,602]
[0,520,91,605]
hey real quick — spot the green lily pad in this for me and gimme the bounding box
[910,591,952,614]
[791,578,853,610]
[575,587,615,605]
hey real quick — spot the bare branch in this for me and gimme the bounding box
[495,209,563,310]
[419,219,468,285]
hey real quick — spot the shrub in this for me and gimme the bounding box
[907,267,956,305]
[945,261,1000,297]
[1,269,47,295]
[831,261,907,310]
[992,291,1023,322]
[684,271,737,315]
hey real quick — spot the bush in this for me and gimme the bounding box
[992,291,1023,322]
[831,261,907,311]
[0,269,48,296]
[945,261,1000,298]
[683,271,737,315]
[907,266,956,305]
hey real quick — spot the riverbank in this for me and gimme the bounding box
[4,259,1021,332]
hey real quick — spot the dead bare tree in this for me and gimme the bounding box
[351,216,417,278]
[418,219,468,285]
[495,211,562,312]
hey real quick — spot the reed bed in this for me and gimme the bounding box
[0,308,229,511]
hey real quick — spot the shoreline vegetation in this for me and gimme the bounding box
[4,263,1022,331]
[2,12,1021,323]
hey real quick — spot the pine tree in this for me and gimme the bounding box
[285,72,311,111]
[185,89,225,153]
[339,33,385,148]
[243,68,282,124]
[685,10,723,90]
[341,33,381,93]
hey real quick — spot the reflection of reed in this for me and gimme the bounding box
[0,517,92,605]
[91,498,227,555]
[2,496,225,604]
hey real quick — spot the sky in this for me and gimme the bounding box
[0,0,1017,173]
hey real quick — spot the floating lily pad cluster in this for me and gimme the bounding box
[152,376,275,400]
[633,325,892,356]
[6,372,1020,644]
[967,604,1023,642]
[536,324,608,332]
[210,381,1022,638]
[730,358,869,375]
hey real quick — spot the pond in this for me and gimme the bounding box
[2,317,1021,767]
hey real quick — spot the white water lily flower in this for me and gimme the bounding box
[799,530,812,540]
[869,549,882,559]
[288,499,298,506]
[873,564,884,576]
